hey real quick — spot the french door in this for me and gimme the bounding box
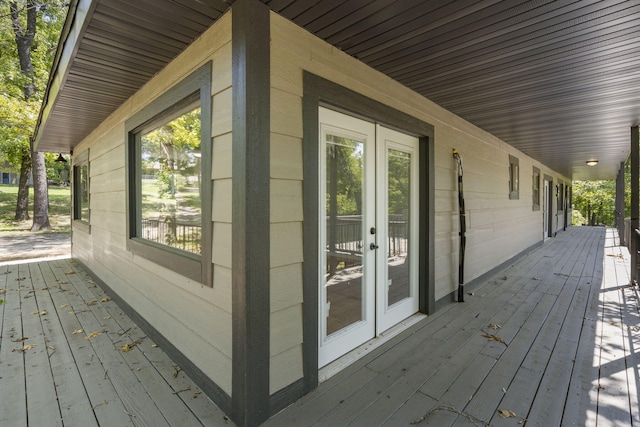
[318,107,419,367]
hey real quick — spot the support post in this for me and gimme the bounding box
[631,127,639,283]
[616,162,625,245]
[231,0,271,425]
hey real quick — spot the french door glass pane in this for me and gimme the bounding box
[325,134,365,336]
[387,149,411,307]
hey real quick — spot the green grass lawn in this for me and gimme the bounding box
[0,184,71,233]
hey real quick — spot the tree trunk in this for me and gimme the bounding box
[14,152,31,220]
[10,0,49,230]
[10,0,36,99]
[30,149,50,231]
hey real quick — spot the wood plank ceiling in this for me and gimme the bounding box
[35,0,640,180]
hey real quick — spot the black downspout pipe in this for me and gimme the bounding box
[453,149,465,302]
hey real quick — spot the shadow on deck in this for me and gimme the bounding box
[1,227,637,426]
[267,226,640,426]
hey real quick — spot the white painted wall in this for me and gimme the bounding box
[268,11,570,394]
[71,13,234,395]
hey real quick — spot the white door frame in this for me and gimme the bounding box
[318,107,420,367]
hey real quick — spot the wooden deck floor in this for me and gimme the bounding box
[267,226,640,426]
[0,257,231,427]
[1,227,637,426]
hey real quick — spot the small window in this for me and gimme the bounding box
[509,155,519,200]
[126,63,211,284]
[532,167,540,211]
[557,181,564,211]
[73,150,90,233]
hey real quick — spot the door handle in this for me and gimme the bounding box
[370,243,379,250]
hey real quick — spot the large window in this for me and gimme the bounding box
[126,63,212,284]
[138,96,202,254]
[73,150,90,232]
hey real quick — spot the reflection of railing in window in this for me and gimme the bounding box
[141,218,201,254]
[326,215,408,272]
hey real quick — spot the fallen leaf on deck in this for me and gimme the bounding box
[22,344,36,351]
[86,301,97,306]
[532,277,541,280]
[41,287,49,291]
[85,331,102,339]
[0,299,3,305]
[152,344,159,348]
[467,292,474,296]
[482,333,506,345]
[502,387,507,393]
[103,316,111,320]
[629,326,640,332]
[65,270,75,275]
[32,310,48,316]
[100,297,111,302]
[68,311,76,315]
[120,338,143,353]
[16,277,25,281]
[72,329,84,334]
[60,304,69,308]
[497,409,516,418]
[0,289,5,294]
[488,323,501,330]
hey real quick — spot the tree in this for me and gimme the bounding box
[0,0,67,227]
[572,180,616,226]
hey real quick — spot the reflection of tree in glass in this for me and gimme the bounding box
[139,106,202,254]
[325,135,363,216]
[388,150,410,215]
[142,108,201,198]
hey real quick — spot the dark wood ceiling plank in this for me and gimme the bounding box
[97,3,202,44]
[359,0,593,65]
[90,12,188,52]
[80,38,168,70]
[396,18,640,94]
[373,0,635,78]
[290,0,359,28]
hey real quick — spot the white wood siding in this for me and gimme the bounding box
[268,12,570,394]
[70,13,234,394]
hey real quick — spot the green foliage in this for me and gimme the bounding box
[572,180,616,226]
[325,139,363,216]
[0,1,67,171]
[571,209,587,226]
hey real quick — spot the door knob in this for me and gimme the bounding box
[370,243,379,250]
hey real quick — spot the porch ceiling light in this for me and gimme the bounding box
[586,159,598,166]
[55,153,67,163]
